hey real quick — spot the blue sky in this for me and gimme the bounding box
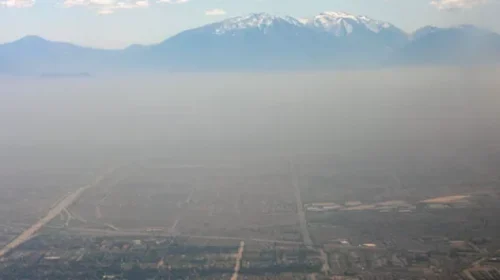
[1,0,499,48]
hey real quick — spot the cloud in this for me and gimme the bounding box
[0,0,35,8]
[157,0,189,4]
[63,0,149,14]
[205,8,226,16]
[97,8,114,14]
[63,0,89,7]
[430,0,489,10]
[115,0,149,9]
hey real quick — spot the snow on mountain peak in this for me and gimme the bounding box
[358,15,394,33]
[213,13,302,35]
[304,11,396,36]
[321,11,359,21]
[207,12,401,37]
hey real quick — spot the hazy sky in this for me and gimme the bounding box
[1,0,500,48]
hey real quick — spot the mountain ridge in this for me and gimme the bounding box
[1,12,500,74]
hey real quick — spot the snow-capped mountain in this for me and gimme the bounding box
[152,12,316,52]
[209,13,304,35]
[183,12,405,39]
[302,11,400,37]
[148,13,333,69]
[147,12,413,69]
[301,12,409,51]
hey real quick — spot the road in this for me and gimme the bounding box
[319,248,331,275]
[185,187,195,204]
[231,241,245,280]
[290,161,331,275]
[290,162,313,247]
[63,208,72,227]
[184,235,301,245]
[0,168,115,259]
[168,219,180,235]
[63,227,302,245]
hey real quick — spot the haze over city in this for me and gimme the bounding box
[1,1,500,280]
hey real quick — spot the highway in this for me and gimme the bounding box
[0,169,115,259]
[290,162,314,247]
[63,227,302,245]
[290,161,331,275]
[231,241,245,280]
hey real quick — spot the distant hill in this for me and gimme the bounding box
[0,35,123,75]
[1,13,500,74]
[390,25,500,66]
